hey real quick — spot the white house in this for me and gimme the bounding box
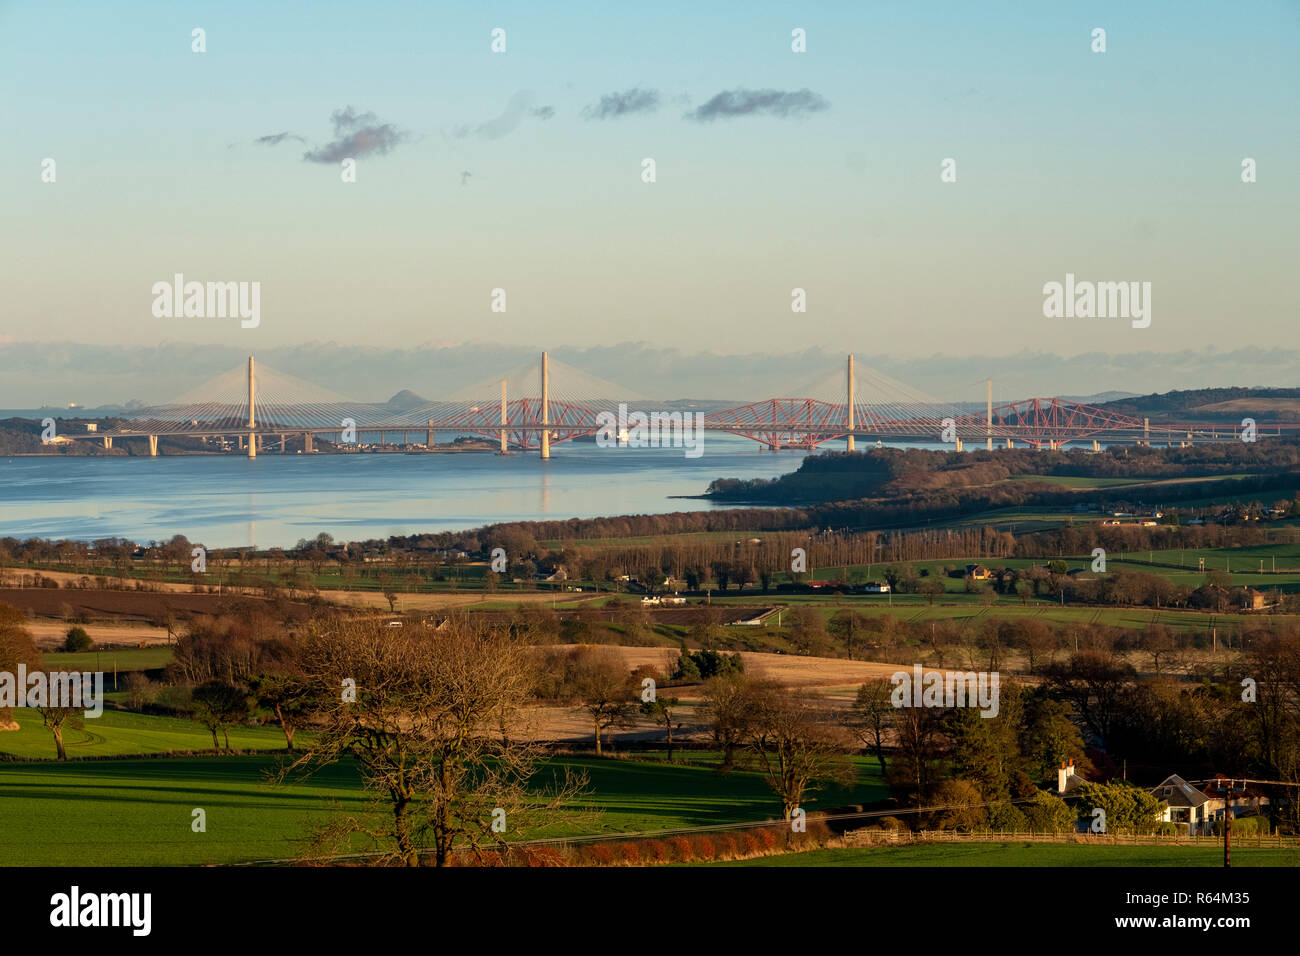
[1149,774,1211,835]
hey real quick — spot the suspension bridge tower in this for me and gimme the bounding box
[846,354,856,452]
[247,355,257,458]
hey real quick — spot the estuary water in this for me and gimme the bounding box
[0,436,810,549]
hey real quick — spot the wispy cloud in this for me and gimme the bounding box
[582,87,660,120]
[685,88,829,121]
[302,106,409,163]
[452,92,552,141]
[253,131,305,147]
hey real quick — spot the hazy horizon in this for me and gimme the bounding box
[3,340,1298,411]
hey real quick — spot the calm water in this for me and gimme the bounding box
[0,436,812,549]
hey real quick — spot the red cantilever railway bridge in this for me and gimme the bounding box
[63,354,1296,458]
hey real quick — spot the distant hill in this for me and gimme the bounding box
[384,389,429,410]
[1058,391,1139,405]
[1093,388,1300,422]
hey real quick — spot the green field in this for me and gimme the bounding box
[1007,475,1154,488]
[41,647,174,673]
[715,842,1300,867]
[0,728,885,865]
[0,708,293,760]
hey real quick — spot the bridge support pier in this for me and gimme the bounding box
[248,432,257,459]
[238,435,244,450]
[304,433,313,453]
[279,434,285,453]
[1093,440,1101,451]
[954,438,963,452]
[1005,439,1013,449]
[102,436,112,450]
[428,420,435,448]
[148,435,158,457]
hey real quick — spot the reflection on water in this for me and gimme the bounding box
[0,436,809,549]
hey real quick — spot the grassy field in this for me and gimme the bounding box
[704,591,1292,633]
[1007,475,1156,488]
[40,646,174,673]
[0,708,293,760]
[715,842,1300,867]
[0,742,885,865]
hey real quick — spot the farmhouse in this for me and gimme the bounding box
[1149,775,1214,835]
[965,564,991,581]
[1236,587,1268,611]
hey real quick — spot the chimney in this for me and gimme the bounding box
[1058,761,1067,793]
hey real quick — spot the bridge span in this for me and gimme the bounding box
[58,353,1296,458]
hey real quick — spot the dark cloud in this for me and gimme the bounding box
[532,105,555,120]
[302,106,409,163]
[582,87,660,120]
[685,88,829,121]
[254,131,305,146]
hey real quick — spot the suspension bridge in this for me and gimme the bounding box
[58,354,1296,457]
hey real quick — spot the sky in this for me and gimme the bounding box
[1,0,1297,405]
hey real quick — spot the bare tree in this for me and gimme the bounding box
[281,617,584,866]
[888,705,948,803]
[190,680,249,751]
[640,695,680,761]
[701,672,754,772]
[568,646,638,756]
[743,680,854,819]
[846,679,893,774]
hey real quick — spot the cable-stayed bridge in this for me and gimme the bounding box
[62,354,1295,457]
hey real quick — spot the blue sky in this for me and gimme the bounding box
[1,0,1297,402]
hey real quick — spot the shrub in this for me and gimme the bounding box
[618,842,640,865]
[526,847,568,868]
[643,840,669,864]
[587,844,615,866]
[668,836,694,862]
[741,832,761,855]
[692,836,716,861]
[719,834,741,860]
[63,626,93,652]
[1212,814,1269,837]
[758,827,778,849]
[123,672,154,711]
